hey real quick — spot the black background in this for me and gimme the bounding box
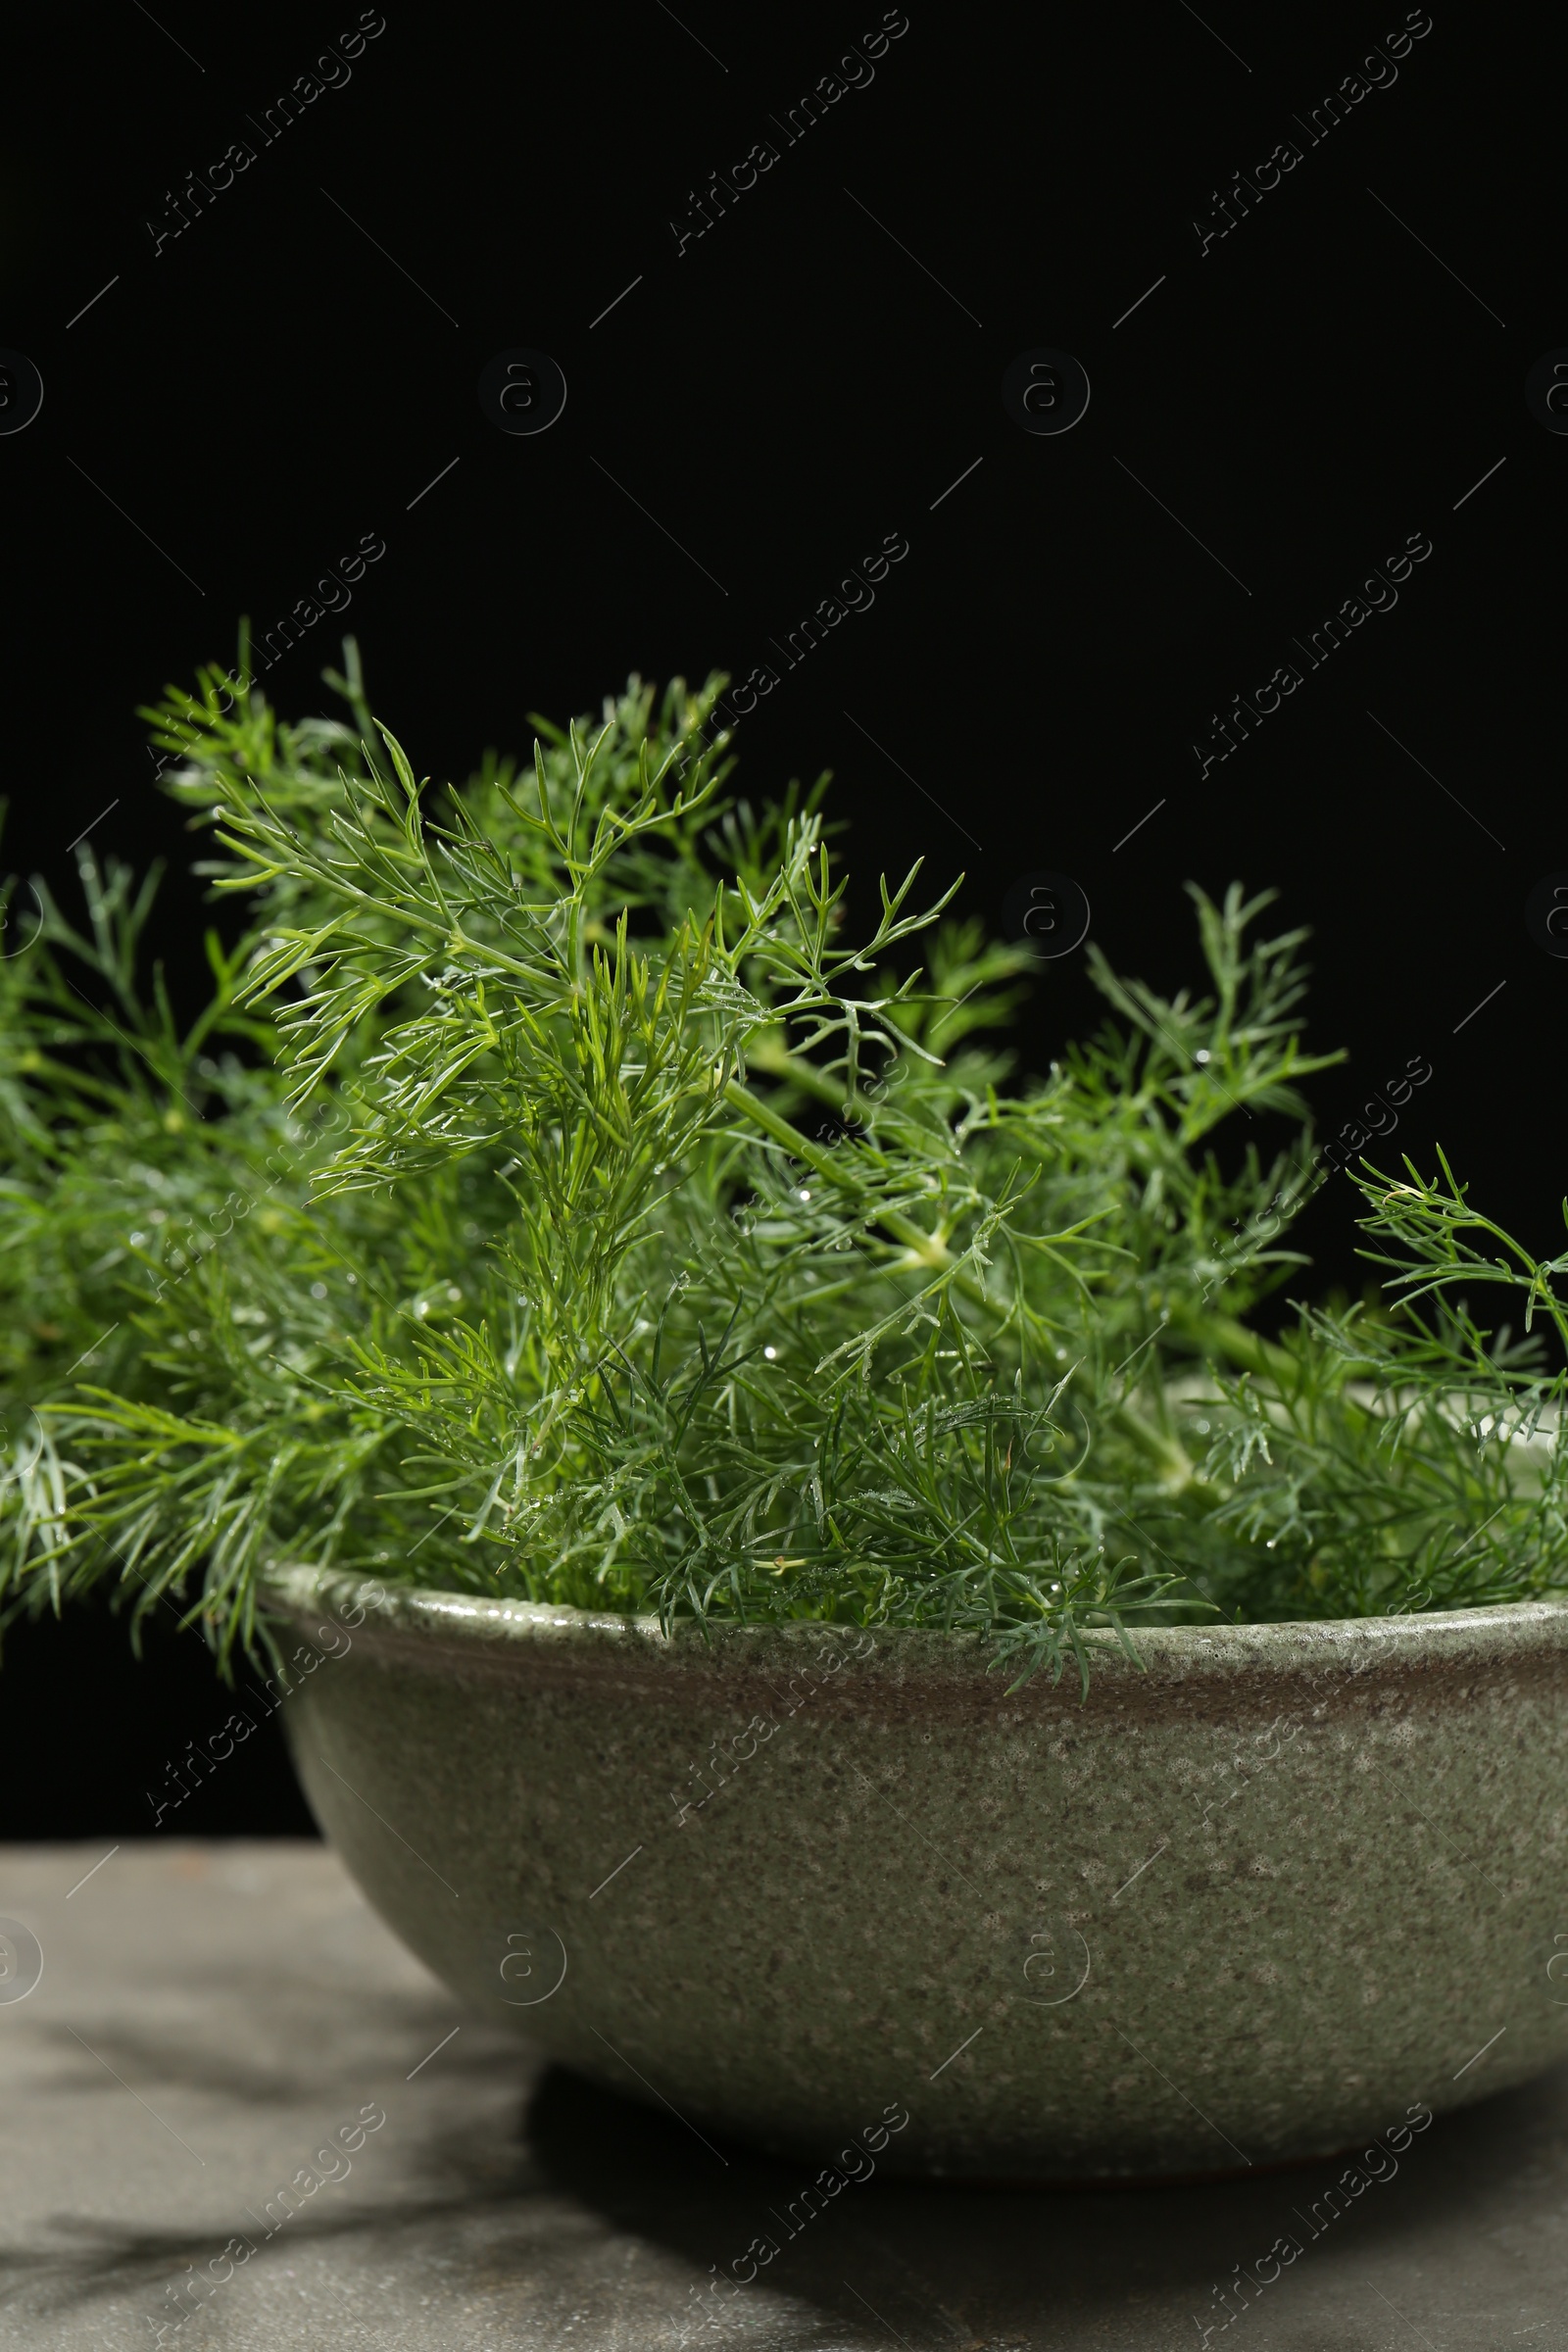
[0,3,1557,1834]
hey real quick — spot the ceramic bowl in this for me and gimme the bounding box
[269,1567,1568,2180]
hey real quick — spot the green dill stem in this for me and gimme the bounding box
[722,1079,955,1271]
[1168,1306,1296,1384]
[1125,1311,1298,1497]
[1091,1377,1219,1500]
[1129,1418,1208,1496]
[744,1037,889,1125]
[728,1074,1219,1500]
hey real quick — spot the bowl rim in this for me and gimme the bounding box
[265,1561,1568,1683]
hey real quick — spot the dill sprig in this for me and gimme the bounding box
[2,643,1565,1689]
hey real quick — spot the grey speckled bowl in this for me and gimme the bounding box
[270,1567,1568,2180]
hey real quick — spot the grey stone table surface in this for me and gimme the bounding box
[3,1842,1568,2352]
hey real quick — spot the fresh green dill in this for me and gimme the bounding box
[3,641,1565,1690]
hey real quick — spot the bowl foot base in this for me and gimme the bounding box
[911,2137,1379,2192]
